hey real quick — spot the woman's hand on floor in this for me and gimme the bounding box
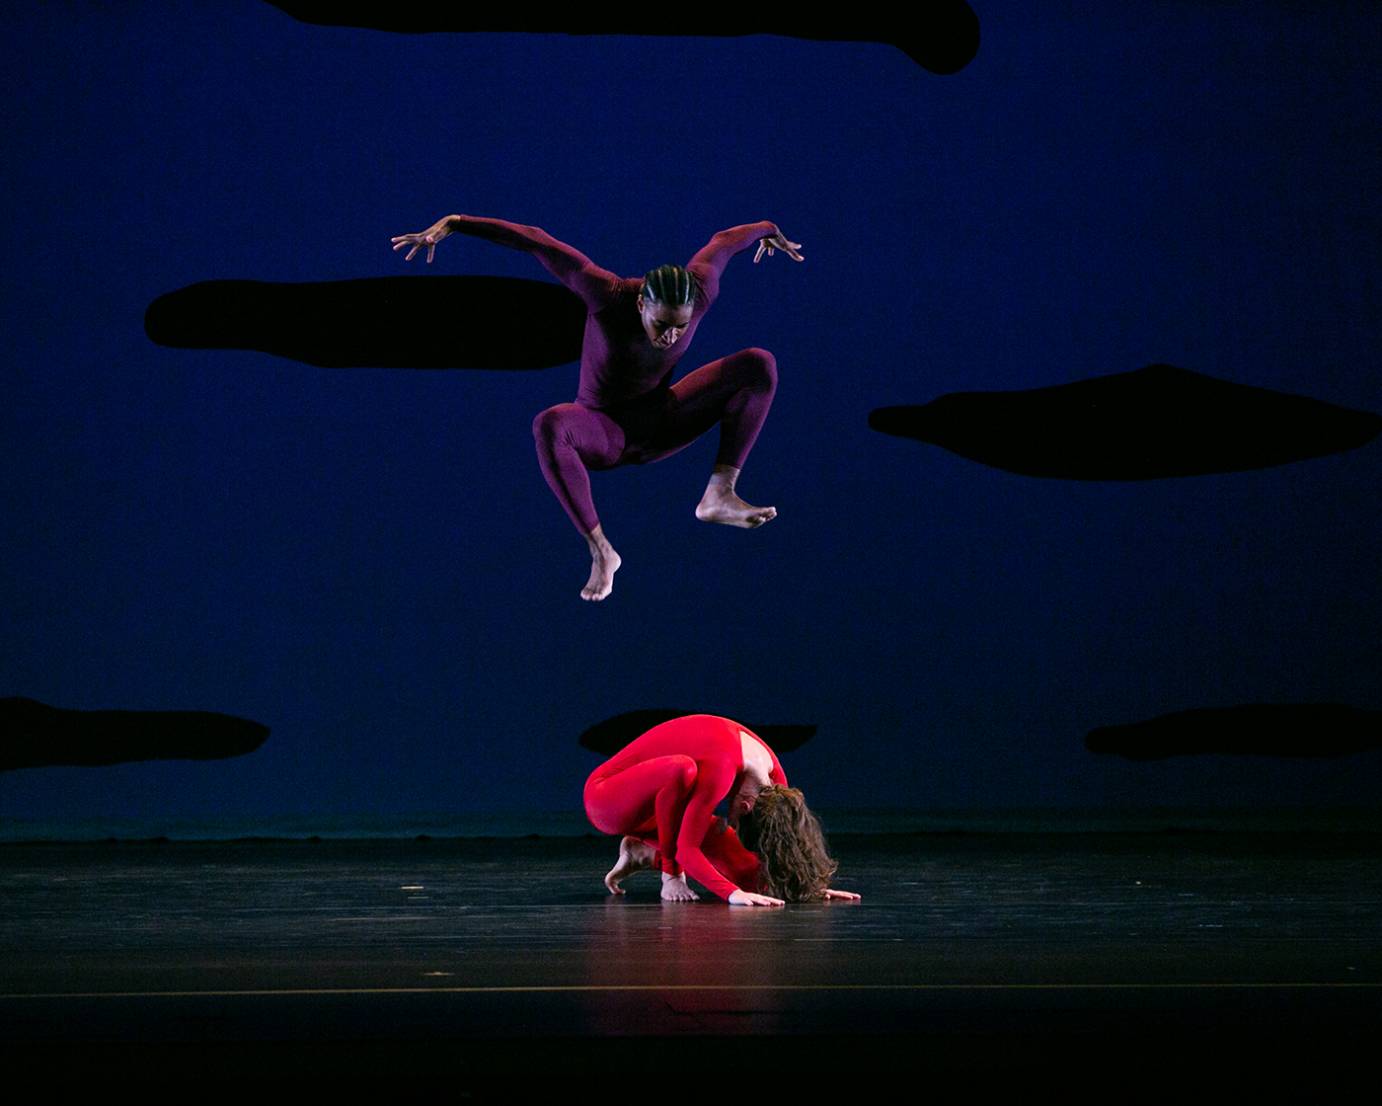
[729,889,786,907]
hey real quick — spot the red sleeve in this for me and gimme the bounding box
[685,221,780,309]
[668,750,743,901]
[448,215,620,311]
[698,818,763,893]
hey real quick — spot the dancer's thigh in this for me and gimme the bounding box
[638,349,773,461]
[534,403,626,470]
[617,355,742,464]
[583,755,697,836]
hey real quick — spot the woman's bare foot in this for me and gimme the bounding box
[582,547,621,601]
[660,872,700,902]
[695,466,776,529]
[604,835,655,895]
[582,525,622,602]
[696,487,777,528]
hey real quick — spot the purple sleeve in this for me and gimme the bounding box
[686,221,780,308]
[448,215,620,311]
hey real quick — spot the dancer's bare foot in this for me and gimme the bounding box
[696,486,777,528]
[582,548,621,601]
[604,835,655,895]
[582,525,622,602]
[660,872,700,902]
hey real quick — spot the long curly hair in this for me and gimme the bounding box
[737,786,838,902]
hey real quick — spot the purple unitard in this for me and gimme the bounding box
[449,216,780,534]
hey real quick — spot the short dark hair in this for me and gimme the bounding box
[641,264,697,307]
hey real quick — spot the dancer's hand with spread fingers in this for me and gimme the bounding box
[390,216,456,263]
[753,231,804,264]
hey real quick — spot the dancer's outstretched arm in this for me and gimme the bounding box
[686,221,803,306]
[391,214,620,310]
[668,760,785,907]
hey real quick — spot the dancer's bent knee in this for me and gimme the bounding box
[735,347,778,391]
[532,404,576,447]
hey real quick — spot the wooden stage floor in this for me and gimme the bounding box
[2,833,1379,1096]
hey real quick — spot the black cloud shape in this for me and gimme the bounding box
[1,697,270,771]
[262,2,981,75]
[145,276,585,370]
[579,710,816,756]
[1086,704,1382,760]
[869,365,1381,479]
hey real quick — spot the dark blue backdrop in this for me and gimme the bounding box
[3,2,1379,820]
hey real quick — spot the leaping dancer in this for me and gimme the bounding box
[391,213,802,601]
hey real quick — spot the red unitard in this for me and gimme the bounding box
[448,216,781,534]
[583,713,788,901]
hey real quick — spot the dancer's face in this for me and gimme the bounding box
[727,781,760,829]
[637,296,694,350]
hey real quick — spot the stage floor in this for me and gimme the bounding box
[2,833,1379,1094]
